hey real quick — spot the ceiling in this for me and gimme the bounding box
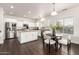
[0,3,79,20]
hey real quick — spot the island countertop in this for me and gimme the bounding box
[17,30,41,44]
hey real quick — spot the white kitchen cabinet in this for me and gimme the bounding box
[17,30,39,44]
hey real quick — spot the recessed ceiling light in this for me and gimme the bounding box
[10,5,14,9]
[28,11,31,14]
[40,18,45,21]
[24,15,26,17]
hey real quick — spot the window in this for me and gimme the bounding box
[57,17,74,34]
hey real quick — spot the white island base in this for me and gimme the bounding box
[17,31,39,44]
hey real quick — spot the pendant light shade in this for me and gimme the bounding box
[51,3,58,16]
[51,11,58,16]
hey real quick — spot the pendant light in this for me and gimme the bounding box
[40,18,45,21]
[51,3,58,16]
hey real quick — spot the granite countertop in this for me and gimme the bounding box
[17,29,40,32]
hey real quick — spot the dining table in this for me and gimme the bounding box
[46,33,63,51]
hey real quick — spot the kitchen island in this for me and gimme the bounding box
[17,30,40,44]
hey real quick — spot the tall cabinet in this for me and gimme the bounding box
[5,22,17,39]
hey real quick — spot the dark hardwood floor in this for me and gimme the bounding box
[0,38,79,55]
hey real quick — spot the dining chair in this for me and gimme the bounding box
[43,34,56,46]
[43,31,55,45]
[58,34,71,54]
[42,31,56,53]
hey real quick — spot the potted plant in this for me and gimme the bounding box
[50,24,56,36]
[55,22,63,33]
[50,22,63,34]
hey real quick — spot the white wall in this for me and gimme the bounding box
[0,7,4,44]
